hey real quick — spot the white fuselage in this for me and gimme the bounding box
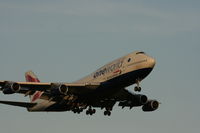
[76,51,155,84]
[28,51,156,111]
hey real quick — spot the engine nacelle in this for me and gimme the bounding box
[142,100,159,112]
[134,94,148,105]
[50,83,68,95]
[2,81,21,94]
[119,94,148,108]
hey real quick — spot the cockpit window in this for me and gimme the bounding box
[136,52,145,55]
[127,58,131,62]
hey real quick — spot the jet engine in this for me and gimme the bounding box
[142,100,159,112]
[2,81,21,94]
[50,83,68,95]
[119,94,148,109]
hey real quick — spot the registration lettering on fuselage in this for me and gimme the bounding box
[93,59,124,78]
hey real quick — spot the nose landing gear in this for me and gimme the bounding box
[134,79,141,92]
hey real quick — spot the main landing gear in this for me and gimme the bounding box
[104,108,112,116]
[72,108,83,114]
[85,106,112,116]
[86,106,96,115]
[134,79,142,92]
[104,110,111,116]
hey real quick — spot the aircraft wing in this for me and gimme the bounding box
[111,88,149,109]
[0,100,36,108]
[0,80,100,96]
[110,88,135,100]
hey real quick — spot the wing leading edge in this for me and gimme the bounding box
[0,80,100,95]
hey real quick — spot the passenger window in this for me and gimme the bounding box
[136,52,145,55]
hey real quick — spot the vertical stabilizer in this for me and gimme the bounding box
[25,71,40,82]
[25,71,43,103]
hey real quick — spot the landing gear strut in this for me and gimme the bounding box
[134,79,141,92]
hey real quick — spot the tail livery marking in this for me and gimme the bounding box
[31,91,43,102]
[25,71,43,103]
[25,71,40,82]
[25,75,40,82]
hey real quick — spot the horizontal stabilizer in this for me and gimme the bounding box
[0,100,36,108]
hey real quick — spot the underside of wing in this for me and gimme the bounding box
[0,100,36,108]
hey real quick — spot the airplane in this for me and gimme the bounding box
[0,51,159,116]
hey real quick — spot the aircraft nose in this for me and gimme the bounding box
[148,57,156,68]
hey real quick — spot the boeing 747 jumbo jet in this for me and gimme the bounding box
[0,51,159,116]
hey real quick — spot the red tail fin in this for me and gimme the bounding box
[25,71,43,103]
[25,71,40,82]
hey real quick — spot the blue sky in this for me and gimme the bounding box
[0,0,200,133]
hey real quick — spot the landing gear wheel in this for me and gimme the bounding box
[134,79,142,92]
[107,111,111,116]
[73,108,83,114]
[86,107,96,115]
[79,108,83,112]
[104,110,111,116]
[134,86,141,92]
[89,111,93,115]
[92,109,96,114]
[86,110,89,115]
[104,111,107,116]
